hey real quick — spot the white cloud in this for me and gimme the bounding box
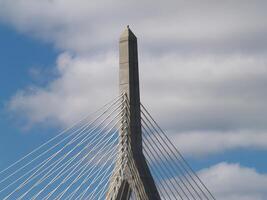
[8,52,118,126]
[169,131,267,156]
[141,53,267,132]
[0,0,267,54]
[157,162,267,199]
[8,52,267,129]
[199,162,267,200]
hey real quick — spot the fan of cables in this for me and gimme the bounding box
[141,103,216,200]
[0,95,125,200]
[0,94,216,200]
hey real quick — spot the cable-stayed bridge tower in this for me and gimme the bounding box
[106,26,161,199]
[0,27,216,200]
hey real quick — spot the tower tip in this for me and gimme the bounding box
[120,25,137,40]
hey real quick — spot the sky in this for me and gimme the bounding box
[0,0,267,199]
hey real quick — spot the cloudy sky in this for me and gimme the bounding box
[0,0,267,199]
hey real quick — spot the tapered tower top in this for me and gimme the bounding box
[120,26,137,41]
[119,25,139,100]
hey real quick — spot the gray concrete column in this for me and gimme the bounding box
[106,27,161,200]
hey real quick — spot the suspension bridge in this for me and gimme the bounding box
[0,27,216,200]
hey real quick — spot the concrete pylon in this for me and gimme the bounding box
[106,27,161,200]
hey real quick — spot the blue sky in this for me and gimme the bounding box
[0,24,58,167]
[0,1,267,199]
